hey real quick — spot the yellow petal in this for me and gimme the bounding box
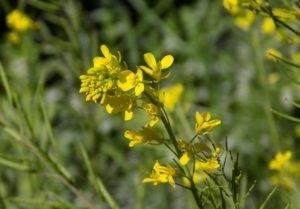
[261,17,276,35]
[124,109,133,121]
[100,44,111,58]
[105,104,114,114]
[139,66,153,76]
[93,57,106,67]
[124,130,134,140]
[135,83,144,96]
[159,83,183,112]
[144,53,157,69]
[117,70,136,91]
[179,152,190,165]
[195,112,204,124]
[129,141,137,147]
[137,69,143,81]
[160,55,174,69]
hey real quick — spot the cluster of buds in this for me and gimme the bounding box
[6,10,37,44]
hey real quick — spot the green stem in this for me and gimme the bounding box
[145,91,203,208]
[160,108,203,208]
[160,112,180,156]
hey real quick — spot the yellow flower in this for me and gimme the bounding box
[123,126,162,147]
[7,31,20,44]
[195,158,220,172]
[79,44,136,121]
[143,103,161,126]
[104,94,135,121]
[195,112,221,135]
[93,45,123,74]
[143,161,177,188]
[6,10,35,32]
[234,11,255,31]
[139,52,174,81]
[178,139,211,165]
[223,0,240,15]
[261,17,276,35]
[79,45,124,104]
[265,48,282,61]
[269,151,292,170]
[159,83,183,112]
[117,69,144,96]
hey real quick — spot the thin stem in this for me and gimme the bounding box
[144,91,203,208]
[160,112,180,156]
[163,142,178,156]
[190,134,198,143]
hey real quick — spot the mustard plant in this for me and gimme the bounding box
[79,44,251,208]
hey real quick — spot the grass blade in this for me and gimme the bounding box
[259,187,277,209]
[80,143,120,209]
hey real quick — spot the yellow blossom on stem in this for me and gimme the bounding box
[195,158,220,172]
[269,151,292,170]
[6,10,36,32]
[123,126,162,147]
[143,103,161,126]
[261,17,276,34]
[234,11,255,31]
[159,83,183,112]
[143,161,177,188]
[93,45,123,74]
[139,52,174,81]
[223,0,240,15]
[79,45,123,103]
[117,69,144,96]
[195,112,221,135]
[79,44,138,120]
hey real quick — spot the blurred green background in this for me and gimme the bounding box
[0,0,299,208]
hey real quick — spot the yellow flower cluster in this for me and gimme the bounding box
[79,45,173,121]
[143,111,221,187]
[6,10,36,44]
[223,0,297,36]
[269,151,300,189]
[223,0,256,31]
[80,44,223,190]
